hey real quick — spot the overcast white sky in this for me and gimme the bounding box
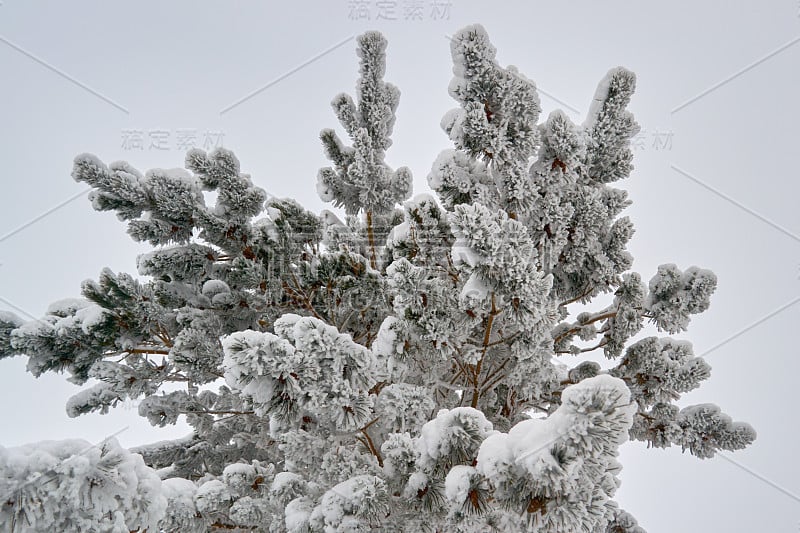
[0,1,798,531]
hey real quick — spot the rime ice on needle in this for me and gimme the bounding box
[0,24,754,532]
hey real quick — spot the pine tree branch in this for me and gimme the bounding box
[178,409,255,416]
[335,308,357,332]
[445,251,461,285]
[209,521,258,530]
[450,349,471,386]
[358,424,384,467]
[355,434,370,451]
[555,337,609,355]
[553,309,618,345]
[361,416,381,430]
[282,276,327,322]
[363,315,376,347]
[472,293,499,409]
[479,358,510,395]
[558,285,596,307]
[479,371,508,396]
[153,324,173,348]
[165,372,192,382]
[127,348,171,355]
[449,365,467,385]
[484,330,521,347]
[365,209,378,271]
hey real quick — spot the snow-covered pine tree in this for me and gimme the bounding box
[0,25,754,532]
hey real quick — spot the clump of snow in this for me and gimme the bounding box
[309,475,388,531]
[404,193,437,209]
[0,437,166,532]
[271,471,305,502]
[65,382,120,417]
[417,407,495,472]
[285,497,313,532]
[444,464,475,504]
[460,271,490,302]
[74,304,109,334]
[583,68,614,130]
[160,477,203,531]
[273,313,303,341]
[194,479,231,515]
[476,375,635,480]
[451,238,481,267]
[46,297,89,316]
[372,316,401,357]
[162,477,196,503]
[202,279,230,297]
[386,220,410,247]
[253,217,279,241]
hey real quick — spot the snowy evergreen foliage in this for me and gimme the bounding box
[317,30,412,271]
[0,25,754,532]
[0,438,165,532]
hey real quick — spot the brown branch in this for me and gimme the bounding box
[335,308,357,333]
[282,276,326,322]
[365,209,378,271]
[480,371,508,396]
[209,521,257,530]
[361,416,381,431]
[481,358,510,388]
[558,285,595,307]
[449,351,471,386]
[472,293,499,409]
[128,348,171,355]
[159,324,173,347]
[501,388,515,418]
[555,337,609,355]
[553,310,618,345]
[359,426,384,467]
[363,319,376,347]
[449,366,467,387]
[351,329,368,344]
[445,251,460,285]
[178,409,255,416]
[485,330,521,348]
